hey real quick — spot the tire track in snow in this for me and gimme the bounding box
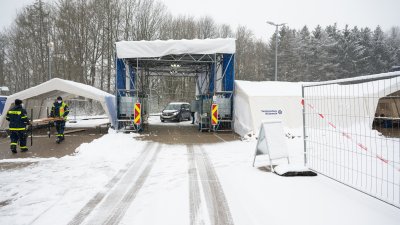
[187,145,205,225]
[195,145,234,225]
[100,143,162,225]
[68,142,156,225]
[69,143,158,225]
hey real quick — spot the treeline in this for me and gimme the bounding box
[0,0,399,94]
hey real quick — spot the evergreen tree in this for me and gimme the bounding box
[370,26,390,73]
[358,27,374,75]
[386,27,400,70]
[281,27,299,81]
[296,26,313,81]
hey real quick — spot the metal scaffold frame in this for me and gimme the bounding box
[115,39,235,132]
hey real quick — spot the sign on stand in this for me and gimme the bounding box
[134,102,141,125]
[253,120,290,171]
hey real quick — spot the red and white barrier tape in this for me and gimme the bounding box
[301,99,400,172]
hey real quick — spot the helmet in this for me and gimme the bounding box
[56,96,62,101]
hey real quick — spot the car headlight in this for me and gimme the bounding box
[172,111,179,115]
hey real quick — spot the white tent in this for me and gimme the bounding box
[302,73,400,130]
[0,78,116,129]
[234,80,304,137]
[233,72,400,137]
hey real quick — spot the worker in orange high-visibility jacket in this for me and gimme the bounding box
[50,96,69,143]
[6,99,30,153]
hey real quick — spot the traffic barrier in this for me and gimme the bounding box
[134,103,141,125]
[211,104,218,126]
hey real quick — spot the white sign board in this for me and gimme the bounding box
[253,120,289,171]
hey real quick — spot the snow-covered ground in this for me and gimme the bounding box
[307,124,400,206]
[0,118,400,225]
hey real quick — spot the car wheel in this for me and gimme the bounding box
[161,119,165,122]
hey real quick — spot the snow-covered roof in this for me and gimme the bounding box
[4,78,113,101]
[235,80,304,97]
[303,72,400,97]
[116,38,236,59]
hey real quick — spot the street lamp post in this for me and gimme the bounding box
[47,41,54,80]
[267,21,286,81]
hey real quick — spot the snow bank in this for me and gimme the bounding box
[0,131,146,225]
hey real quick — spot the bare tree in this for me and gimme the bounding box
[132,0,168,40]
[196,16,217,39]
[218,24,234,38]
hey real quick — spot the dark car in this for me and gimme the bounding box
[160,102,191,122]
[389,66,400,72]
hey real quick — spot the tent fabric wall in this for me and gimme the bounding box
[129,63,135,92]
[233,83,253,136]
[209,64,215,94]
[222,54,234,92]
[234,72,400,137]
[233,80,303,137]
[0,78,116,129]
[116,58,126,96]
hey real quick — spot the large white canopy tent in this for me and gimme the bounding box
[115,38,236,131]
[115,38,236,97]
[0,78,116,129]
[233,71,400,137]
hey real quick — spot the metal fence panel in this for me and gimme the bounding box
[303,74,400,208]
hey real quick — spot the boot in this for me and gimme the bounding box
[56,136,61,144]
[21,147,28,152]
[11,146,17,154]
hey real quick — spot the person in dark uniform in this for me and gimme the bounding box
[6,99,30,153]
[50,96,69,143]
[190,100,197,124]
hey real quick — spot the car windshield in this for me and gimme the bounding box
[164,104,181,110]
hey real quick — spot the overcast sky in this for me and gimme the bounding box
[1,0,399,39]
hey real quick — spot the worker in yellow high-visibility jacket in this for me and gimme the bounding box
[50,96,69,143]
[6,99,30,153]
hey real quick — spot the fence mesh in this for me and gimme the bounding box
[303,74,400,208]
